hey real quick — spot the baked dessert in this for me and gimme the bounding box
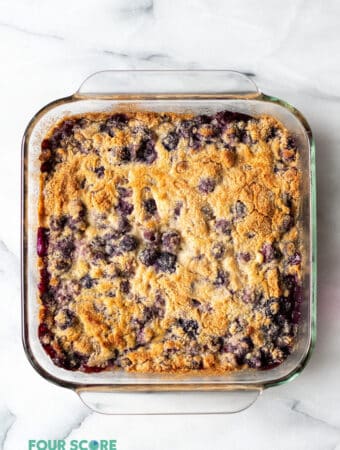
[37,110,302,373]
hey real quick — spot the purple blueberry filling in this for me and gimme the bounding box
[37,227,49,257]
[232,201,247,219]
[118,147,132,163]
[261,243,281,263]
[288,252,301,265]
[286,136,296,149]
[177,318,199,339]
[156,252,177,273]
[38,268,50,294]
[280,214,294,233]
[143,229,159,243]
[56,236,75,258]
[265,127,280,142]
[174,201,183,217]
[58,309,76,330]
[161,230,180,252]
[211,242,225,260]
[215,219,232,235]
[80,275,94,289]
[119,235,138,252]
[198,177,216,194]
[120,280,130,294]
[94,166,105,178]
[162,131,179,151]
[143,198,157,215]
[136,139,157,164]
[100,113,128,136]
[239,252,251,262]
[117,186,132,197]
[214,111,252,126]
[117,199,134,216]
[213,269,229,287]
[139,245,159,266]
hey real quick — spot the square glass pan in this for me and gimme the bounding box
[22,70,316,414]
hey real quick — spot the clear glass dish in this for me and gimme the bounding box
[21,70,317,414]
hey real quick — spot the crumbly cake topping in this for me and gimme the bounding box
[37,110,302,373]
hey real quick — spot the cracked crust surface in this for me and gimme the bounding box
[37,110,302,373]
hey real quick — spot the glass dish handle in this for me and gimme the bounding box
[76,387,262,415]
[76,69,260,98]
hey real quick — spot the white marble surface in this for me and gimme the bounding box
[0,0,339,448]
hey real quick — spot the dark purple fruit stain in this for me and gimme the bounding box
[37,227,49,257]
[38,268,50,294]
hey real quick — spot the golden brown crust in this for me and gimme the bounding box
[37,110,302,373]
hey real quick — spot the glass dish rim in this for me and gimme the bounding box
[21,70,317,392]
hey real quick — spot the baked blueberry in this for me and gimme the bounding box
[80,275,94,289]
[143,198,157,215]
[198,177,216,194]
[119,235,138,252]
[136,139,157,164]
[174,201,183,217]
[213,269,229,287]
[139,246,159,266]
[117,199,134,216]
[215,219,232,235]
[118,147,132,162]
[177,318,199,338]
[162,131,179,151]
[161,230,180,252]
[156,252,177,273]
[211,242,225,260]
[120,280,130,294]
[94,166,105,178]
[232,201,247,219]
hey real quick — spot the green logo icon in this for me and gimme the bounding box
[89,442,99,450]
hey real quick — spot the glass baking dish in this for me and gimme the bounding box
[21,70,316,414]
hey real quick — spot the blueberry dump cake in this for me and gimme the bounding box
[37,110,302,373]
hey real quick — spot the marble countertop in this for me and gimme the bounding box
[0,0,339,449]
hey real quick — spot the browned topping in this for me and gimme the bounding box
[37,110,302,373]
